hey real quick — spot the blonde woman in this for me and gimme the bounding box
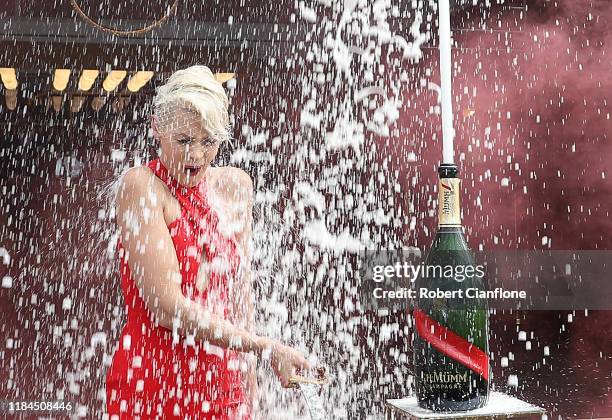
[106,66,310,419]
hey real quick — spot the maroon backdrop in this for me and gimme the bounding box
[0,0,610,418]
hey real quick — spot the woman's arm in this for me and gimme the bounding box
[116,166,264,355]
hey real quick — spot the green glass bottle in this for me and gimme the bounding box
[413,164,490,411]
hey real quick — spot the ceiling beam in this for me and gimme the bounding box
[0,17,303,71]
[0,17,302,47]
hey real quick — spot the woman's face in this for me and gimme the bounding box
[153,107,220,187]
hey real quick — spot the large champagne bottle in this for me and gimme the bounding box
[413,164,489,411]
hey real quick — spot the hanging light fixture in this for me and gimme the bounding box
[91,96,107,111]
[70,96,86,113]
[0,68,18,90]
[127,71,154,93]
[78,69,99,91]
[5,89,17,110]
[102,70,127,92]
[52,95,63,112]
[215,73,235,84]
[53,69,71,91]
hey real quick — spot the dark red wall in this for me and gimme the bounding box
[0,1,610,417]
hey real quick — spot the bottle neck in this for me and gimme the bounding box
[438,177,462,228]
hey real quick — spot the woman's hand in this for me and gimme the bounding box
[258,338,311,388]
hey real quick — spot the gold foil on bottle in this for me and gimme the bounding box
[438,178,461,227]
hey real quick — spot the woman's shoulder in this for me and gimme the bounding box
[116,165,165,205]
[118,166,158,192]
[206,166,253,196]
[121,165,155,184]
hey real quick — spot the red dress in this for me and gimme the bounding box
[106,158,250,419]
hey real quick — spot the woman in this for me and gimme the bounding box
[106,66,311,419]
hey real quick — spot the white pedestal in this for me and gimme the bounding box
[385,392,545,419]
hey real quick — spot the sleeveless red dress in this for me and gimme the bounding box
[106,158,250,419]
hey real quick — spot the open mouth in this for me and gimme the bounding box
[184,166,201,177]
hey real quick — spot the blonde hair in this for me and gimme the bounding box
[153,65,231,143]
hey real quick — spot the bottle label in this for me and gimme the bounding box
[438,178,461,227]
[423,371,469,390]
[414,309,489,380]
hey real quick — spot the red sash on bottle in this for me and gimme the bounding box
[414,309,489,380]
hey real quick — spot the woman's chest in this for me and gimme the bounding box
[168,214,240,294]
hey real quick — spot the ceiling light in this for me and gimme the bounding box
[127,71,154,93]
[102,70,127,92]
[78,69,99,91]
[0,68,18,90]
[53,69,71,91]
[215,73,235,84]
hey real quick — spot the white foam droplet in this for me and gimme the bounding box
[122,334,131,350]
[62,297,72,310]
[2,276,13,288]
[508,375,519,387]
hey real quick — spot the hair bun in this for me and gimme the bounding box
[153,65,231,143]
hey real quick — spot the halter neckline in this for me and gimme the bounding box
[149,158,208,195]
